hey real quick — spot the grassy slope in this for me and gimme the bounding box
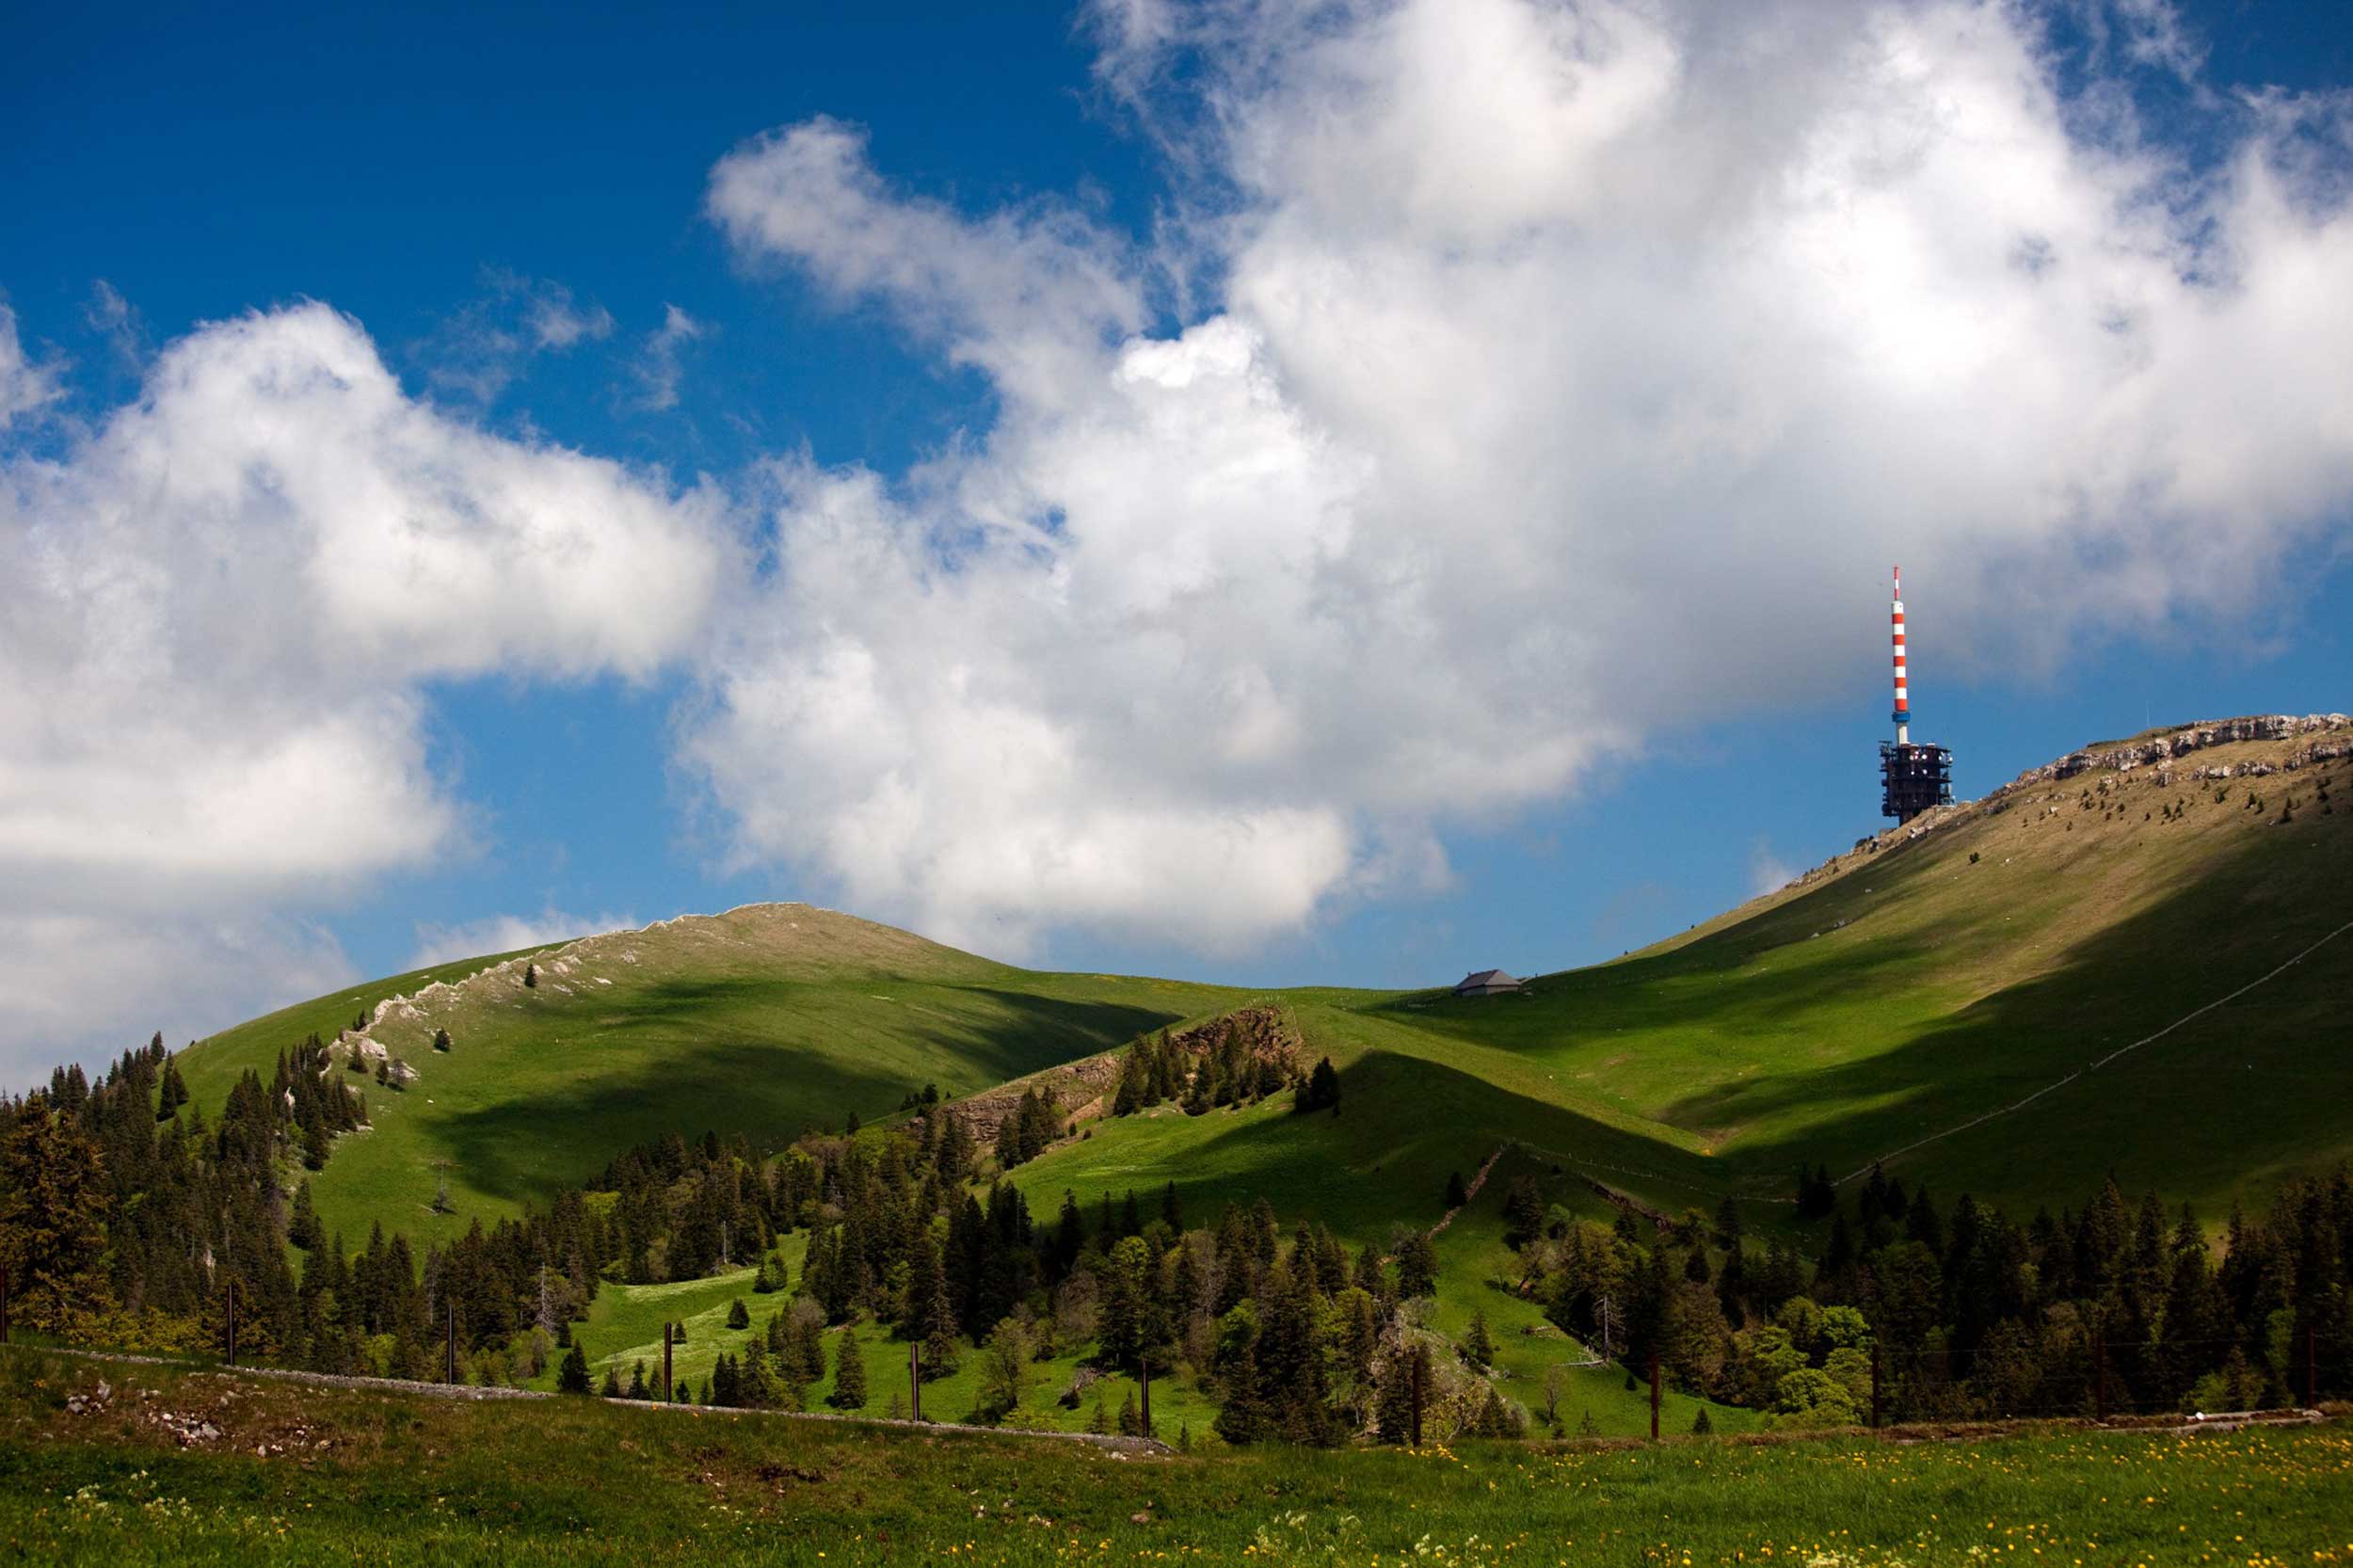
[187,731,2350,1267]
[181,904,1245,1245]
[1393,729,2353,1218]
[552,1250,1228,1443]
[9,1348,2352,1567]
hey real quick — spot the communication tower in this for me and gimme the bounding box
[1880,566,1954,823]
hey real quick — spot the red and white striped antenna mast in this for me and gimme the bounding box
[1878,562,1953,824]
[1891,565,1908,745]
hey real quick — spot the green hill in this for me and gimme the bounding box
[181,904,1245,1245]
[190,717,2351,1255]
[1004,718,2353,1250]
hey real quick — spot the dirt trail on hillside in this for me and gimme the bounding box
[1836,914,2353,1186]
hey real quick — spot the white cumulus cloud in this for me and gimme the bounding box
[408,908,638,968]
[0,302,730,1081]
[0,306,65,428]
[684,0,2353,960]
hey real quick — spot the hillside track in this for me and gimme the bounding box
[23,1344,1172,1455]
[1837,914,2353,1186]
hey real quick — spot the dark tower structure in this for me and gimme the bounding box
[1880,565,1953,824]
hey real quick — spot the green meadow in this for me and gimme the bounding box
[6,1348,2348,1567]
[181,733,2353,1266]
[181,904,1247,1245]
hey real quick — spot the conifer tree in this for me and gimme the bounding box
[727,1297,750,1330]
[155,1055,190,1120]
[1295,1056,1340,1115]
[0,1103,111,1330]
[1445,1172,1469,1208]
[627,1360,649,1400]
[1396,1233,1440,1298]
[523,963,537,989]
[1462,1308,1496,1368]
[556,1340,592,1394]
[600,1368,621,1398]
[827,1329,869,1410]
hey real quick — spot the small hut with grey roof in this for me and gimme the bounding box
[1453,968,1521,998]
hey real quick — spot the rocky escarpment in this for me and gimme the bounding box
[1988,713,2351,799]
[934,1005,1303,1143]
[1769,713,2349,898]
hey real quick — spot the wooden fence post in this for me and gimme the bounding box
[1871,1341,1882,1431]
[1649,1354,1660,1442]
[1410,1347,1425,1448]
[2092,1331,2106,1422]
[446,1300,457,1384]
[1,1266,9,1346]
[2310,1324,2320,1408]
[910,1341,922,1423]
[663,1321,674,1402]
[1141,1355,1151,1436]
[225,1278,237,1367]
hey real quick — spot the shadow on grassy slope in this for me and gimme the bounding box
[1016,1048,1740,1246]
[1660,822,2353,1215]
[1377,836,1951,1051]
[436,986,1190,1205]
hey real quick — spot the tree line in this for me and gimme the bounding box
[1517,1160,2353,1426]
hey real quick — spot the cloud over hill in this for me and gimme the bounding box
[687,0,2353,954]
[5,0,2352,1077]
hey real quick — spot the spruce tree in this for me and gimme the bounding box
[728,1297,750,1330]
[1396,1233,1440,1298]
[827,1330,869,1410]
[155,1055,190,1120]
[523,963,537,989]
[1462,1308,1496,1368]
[627,1360,649,1400]
[1445,1172,1469,1208]
[556,1340,591,1394]
[600,1368,621,1398]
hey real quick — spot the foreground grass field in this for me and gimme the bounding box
[5,1349,2347,1567]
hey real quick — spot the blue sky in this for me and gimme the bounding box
[3,0,2350,1081]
